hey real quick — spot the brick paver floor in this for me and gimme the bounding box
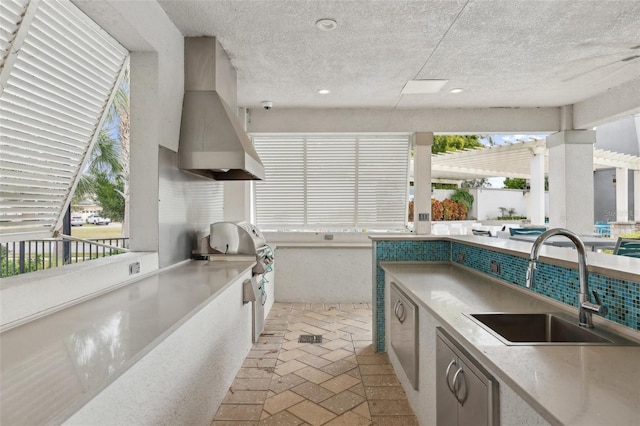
[212,302,419,426]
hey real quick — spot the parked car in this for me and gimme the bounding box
[70,215,84,226]
[86,214,105,225]
[102,217,111,225]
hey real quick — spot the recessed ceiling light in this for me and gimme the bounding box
[401,80,448,94]
[316,19,337,31]
[450,88,464,94]
[317,89,331,95]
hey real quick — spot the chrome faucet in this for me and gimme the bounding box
[525,228,607,328]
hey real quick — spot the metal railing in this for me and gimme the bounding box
[1,237,129,278]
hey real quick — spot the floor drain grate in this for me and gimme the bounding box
[299,334,323,344]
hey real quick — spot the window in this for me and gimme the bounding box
[0,0,129,242]
[253,134,410,231]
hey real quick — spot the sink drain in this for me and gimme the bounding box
[298,334,323,344]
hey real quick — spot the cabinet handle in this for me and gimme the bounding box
[394,300,406,323]
[445,359,457,394]
[395,301,406,324]
[452,367,467,406]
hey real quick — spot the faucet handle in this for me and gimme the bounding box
[586,290,608,317]
[592,290,602,305]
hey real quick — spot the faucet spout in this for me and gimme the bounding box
[526,228,605,328]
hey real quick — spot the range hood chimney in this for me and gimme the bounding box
[179,37,264,180]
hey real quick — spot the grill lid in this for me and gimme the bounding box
[209,221,266,254]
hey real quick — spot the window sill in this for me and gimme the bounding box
[274,242,372,248]
[263,231,408,246]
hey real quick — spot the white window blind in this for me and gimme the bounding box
[357,136,411,226]
[253,134,410,230]
[0,0,129,242]
[0,0,30,69]
[254,136,306,227]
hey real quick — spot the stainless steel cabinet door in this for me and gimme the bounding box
[436,328,498,426]
[436,336,459,426]
[457,359,489,426]
[390,282,418,389]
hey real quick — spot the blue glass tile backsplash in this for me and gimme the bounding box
[374,240,450,351]
[450,242,640,331]
[374,239,640,352]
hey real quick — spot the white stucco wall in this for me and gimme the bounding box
[433,188,549,221]
[432,189,456,201]
[274,246,372,303]
[66,272,253,425]
[0,252,158,330]
[473,188,549,221]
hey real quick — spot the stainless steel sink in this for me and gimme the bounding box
[466,312,639,346]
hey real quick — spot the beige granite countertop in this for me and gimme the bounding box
[381,262,640,426]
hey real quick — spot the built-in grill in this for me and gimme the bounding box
[194,221,273,342]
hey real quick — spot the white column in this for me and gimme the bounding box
[413,132,433,234]
[547,130,595,234]
[529,146,546,226]
[130,52,160,253]
[634,170,640,222]
[615,167,629,222]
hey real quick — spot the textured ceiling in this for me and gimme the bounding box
[158,0,640,110]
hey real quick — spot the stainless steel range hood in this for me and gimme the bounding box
[179,37,264,180]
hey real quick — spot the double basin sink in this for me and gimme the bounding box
[466,312,639,346]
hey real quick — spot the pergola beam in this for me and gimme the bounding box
[430,142,640,182]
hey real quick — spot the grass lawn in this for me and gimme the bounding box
[71,224,124,239]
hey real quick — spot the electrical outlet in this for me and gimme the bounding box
[456,253,465,263]
[324,234,334,240]
[418,213,430,221]
[129,262,140,275]
[490,260,500,274]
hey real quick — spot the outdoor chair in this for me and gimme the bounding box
[594,222,611,237]
[509,227,547,236]
[613,237,640,258]
[472,229,492,237]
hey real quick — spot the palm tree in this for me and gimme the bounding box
[106,67,130,237]
[73,65,130,236]
[73,130,122,205]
